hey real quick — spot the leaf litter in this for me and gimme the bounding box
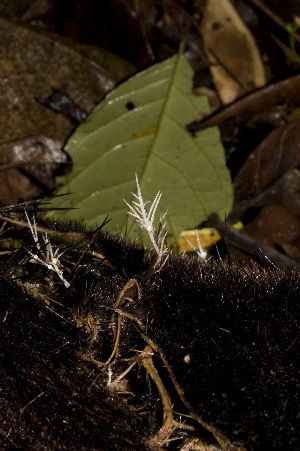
[0,2,300,450]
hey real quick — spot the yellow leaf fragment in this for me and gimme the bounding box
[179,222,243,253]
[179,228,221,253]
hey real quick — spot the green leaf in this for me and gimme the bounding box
[53,53,233,243]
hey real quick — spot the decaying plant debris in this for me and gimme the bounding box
[0,2,299,450]
[0,199,298,451]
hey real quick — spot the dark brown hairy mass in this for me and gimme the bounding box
[0,227,298,450]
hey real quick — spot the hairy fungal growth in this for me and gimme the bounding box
[124,173,168,268]
[24,211,70,288]
[0,186,298,451]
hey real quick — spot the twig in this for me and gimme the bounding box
[208,213,300,271]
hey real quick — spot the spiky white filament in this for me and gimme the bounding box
[184,229,207,260]
[25,212,70,288]
[124,174,168,267]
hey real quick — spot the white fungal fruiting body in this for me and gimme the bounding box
[124,174,168,267]
[25,211,70,288]
[184,229,207,260]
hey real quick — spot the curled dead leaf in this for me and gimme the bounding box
[201,0,266,104]
[232,118,300,218]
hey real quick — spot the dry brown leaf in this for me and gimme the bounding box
[244,205,300,248]
[229,205,300,266]
[201,0,266,104]
[232,119,300,218]
[0,168,42,204]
